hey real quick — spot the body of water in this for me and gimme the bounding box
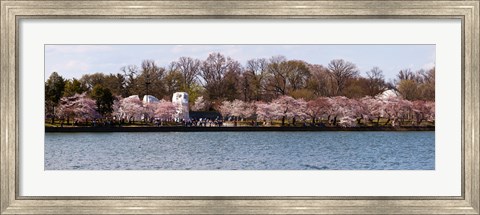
[45,131,434,170]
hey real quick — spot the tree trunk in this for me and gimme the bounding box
[417,118,424,126]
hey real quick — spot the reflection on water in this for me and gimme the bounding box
[45,131,434,170]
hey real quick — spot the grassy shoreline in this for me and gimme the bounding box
[45,126,434,132]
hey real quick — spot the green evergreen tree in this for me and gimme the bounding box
[91,84,114,117]
[45,72,65,123]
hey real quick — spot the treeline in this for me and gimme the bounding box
[52,93,434,128]
[216,96,434,127]
[45,52,435,119]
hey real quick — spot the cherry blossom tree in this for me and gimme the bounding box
[383,98,398,126]
[75,95,101,123]
[230,99,245,119]
[115,95,143,123]
[217,100,233,120]
[255,102,280,125]
[222,99,256,120]
[241,102,256,119]
[290,98,308,125]
[327,96,349,126]
[426,101,435,123]
[142,102,158,122]
[305,97,332,124]
[112,96,123,120]
[154,100,176,121]
[360,96,386,126]
[56,95,78,124]
[384,97,413,126]
[323,97,364,127]
[56,93,99,125]
[396,99,413,126]
[216,99,254,124]
[336,99,358,127]
[271,96,306,126]
[271,96,292,126]
[347,98,369,125]
[412,100,435,125]
[191,96,208,111]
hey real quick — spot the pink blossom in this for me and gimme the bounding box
[360,96,385,120]
[191,96,207,111]
[230,99,245,118]
[271,96,307,125]
[305,97,332,123]
[425,101,435,122]
[255,101,279,124]
[241,102,256,119]
[57,93,100,122]
[412,100,435,124]
[142,102,158,120]
[217,99,256,120]
[154,100,177,121]
[384,97,413,126]
[217,100,233,119]
[291,98,308,121]
[114,95,143,121]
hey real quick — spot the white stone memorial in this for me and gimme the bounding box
[142,95,159,103]
[172,92,189,122]
[376,89,400,100]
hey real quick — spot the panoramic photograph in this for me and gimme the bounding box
[44,44,435,170]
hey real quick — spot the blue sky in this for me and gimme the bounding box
[45,44,435,81]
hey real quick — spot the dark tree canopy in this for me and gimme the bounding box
[171,57,201,92]
[90,84,114,117]
[327,59,359,95]
[45,72,66,121]
[365,67,387,97]
[46,52,435,122]
[395,67,435,101]
[63,78,86,97]
[200,52,242,101]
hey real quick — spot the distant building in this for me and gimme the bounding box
[172,92,189,121]
[376,89,400,100]
[142,95,159,103]
[128,95,141,100]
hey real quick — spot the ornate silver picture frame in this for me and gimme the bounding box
[1,0,478,214]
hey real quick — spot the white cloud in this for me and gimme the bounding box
[45,45,113,54]
[52,60,90,72]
